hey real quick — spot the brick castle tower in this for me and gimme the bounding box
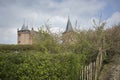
[17,24,33,45]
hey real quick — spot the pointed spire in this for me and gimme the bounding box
[21,23,25,30]
[25,20,29,30]
[25,25,28,30]
[21,19,30,30]
[21,19,25,30]
[65,16,74,32]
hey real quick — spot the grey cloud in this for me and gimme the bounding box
[0,0,119,44]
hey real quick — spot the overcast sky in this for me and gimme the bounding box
[0,0,120,44]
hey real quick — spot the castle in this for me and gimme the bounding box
[17,17,75,45]
[17,24,37,45]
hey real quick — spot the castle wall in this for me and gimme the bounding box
[18,31,32,45]
[62,32,77,44]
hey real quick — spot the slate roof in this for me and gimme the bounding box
[21,24,25,30]
[21,24,29,30]
[65,17,74,32]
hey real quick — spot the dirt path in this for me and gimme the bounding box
[98,54,120,80]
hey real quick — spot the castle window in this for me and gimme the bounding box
[18,34,21,36]
[18,41,21,43]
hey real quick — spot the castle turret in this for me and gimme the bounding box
[17,24,32,45]
[62,17,76,44]
[65,17,74,33]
